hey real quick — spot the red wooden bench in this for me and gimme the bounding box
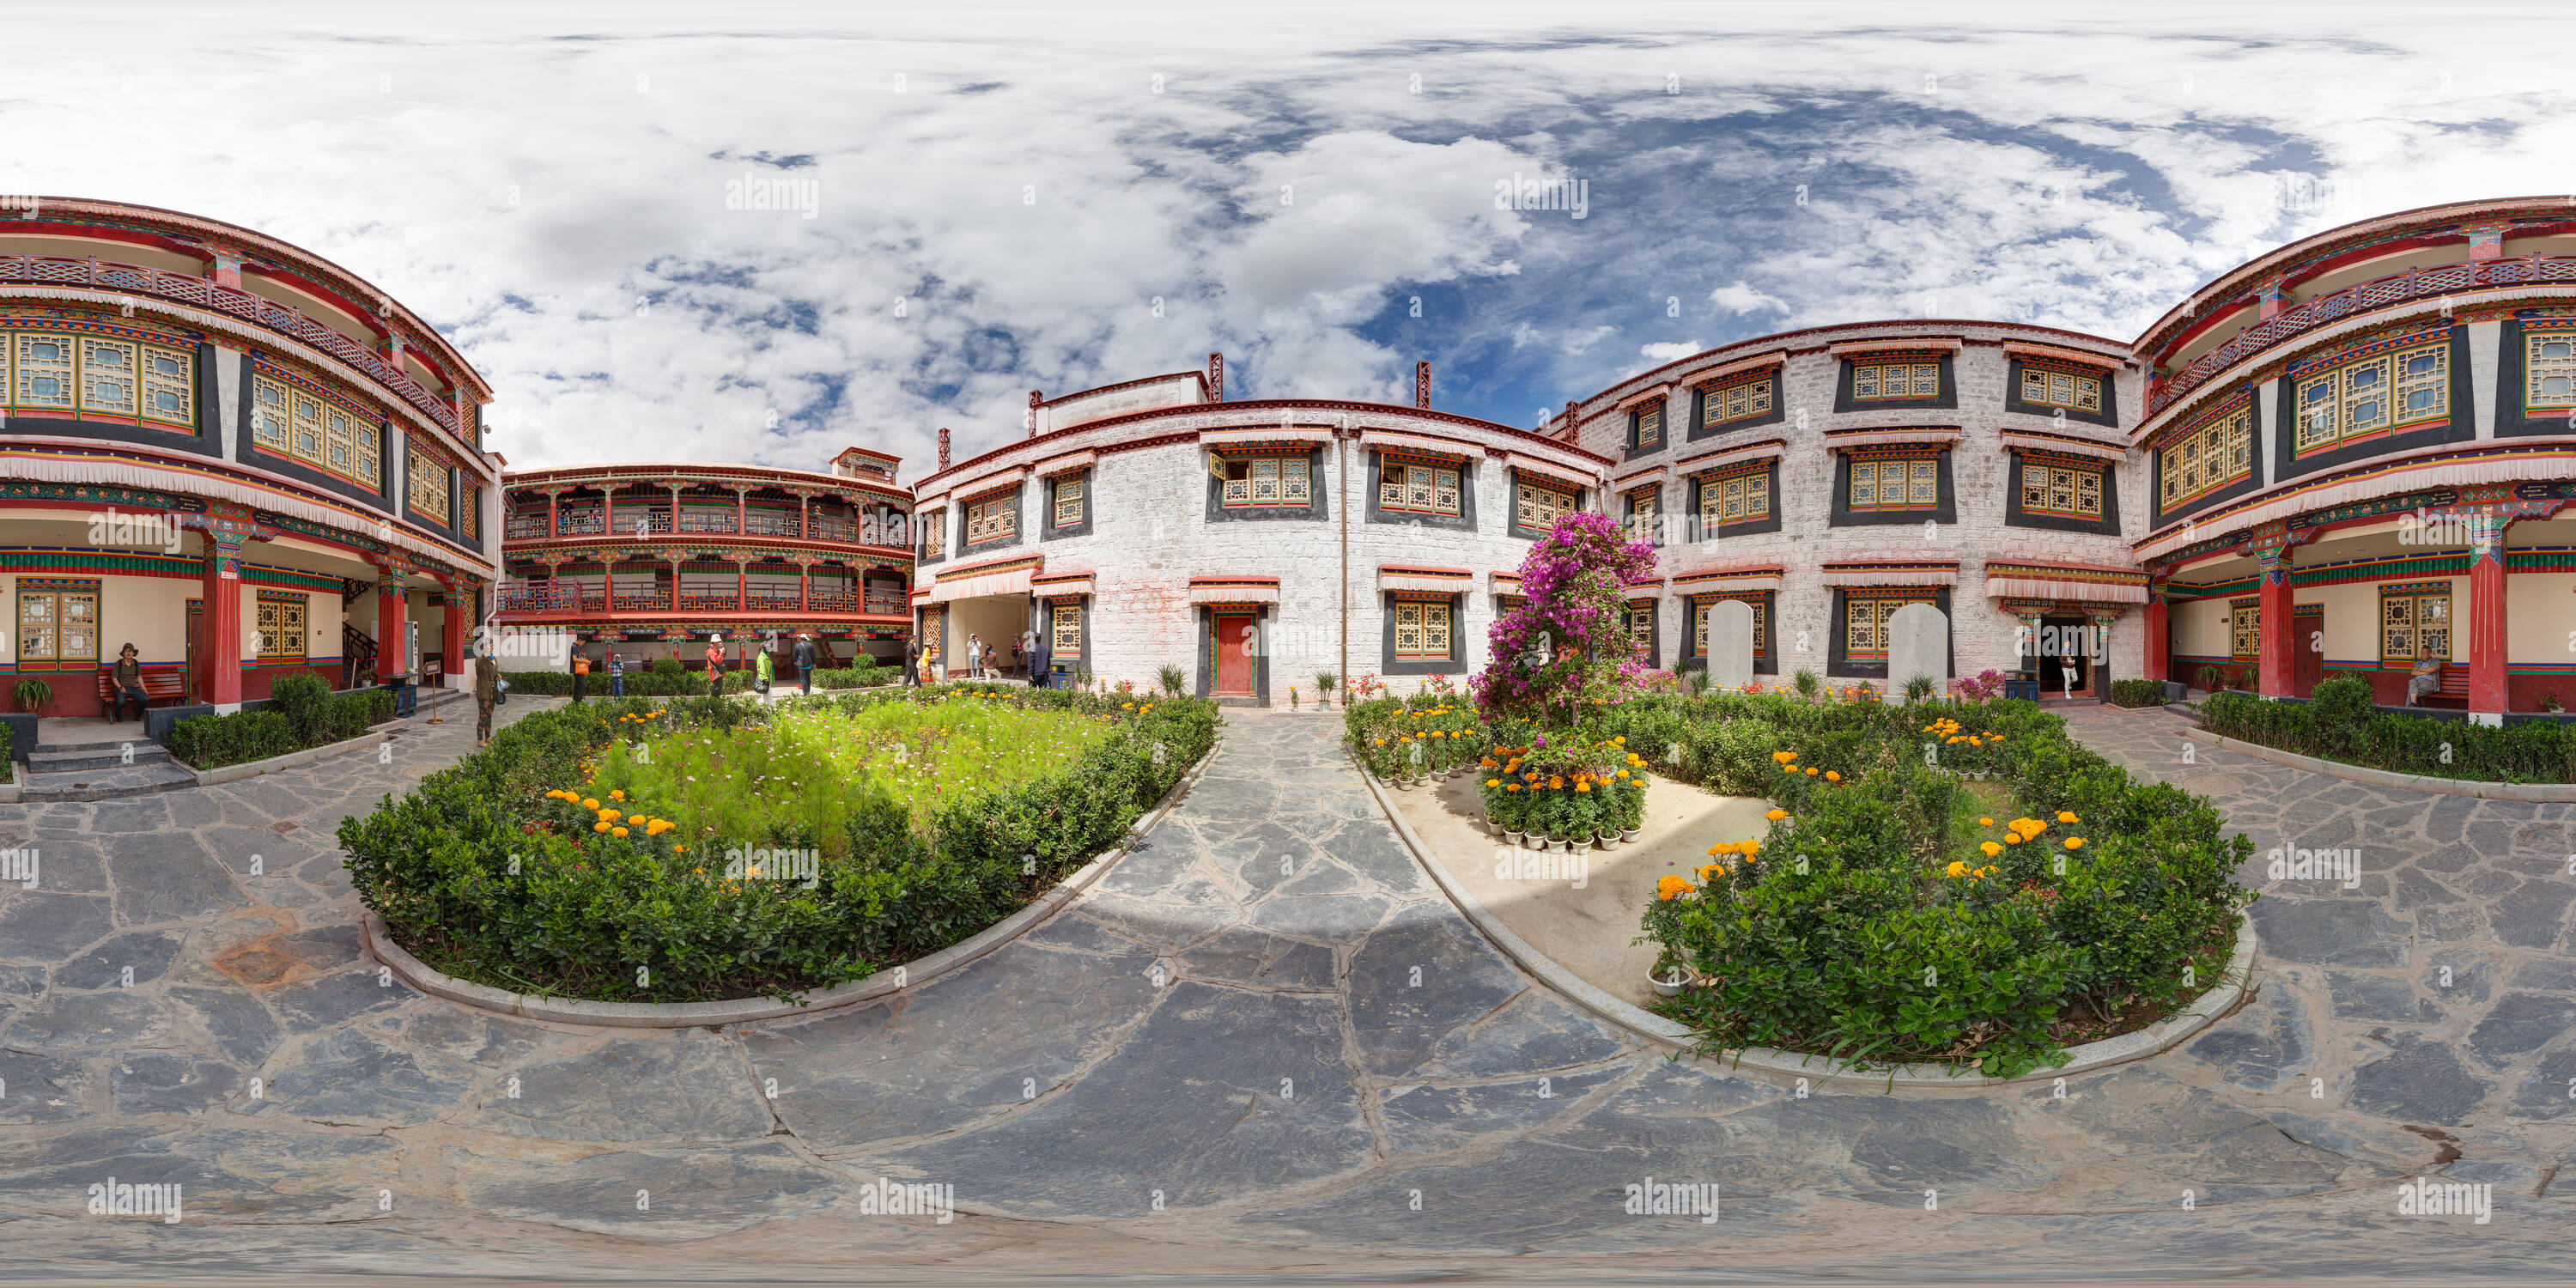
[96,668,188,711]
[2411,663,2470,708]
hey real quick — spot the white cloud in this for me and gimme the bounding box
[1640,341,1704,362]
[1708,282,1786,315]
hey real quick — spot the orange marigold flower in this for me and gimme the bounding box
[1765,809,1787,821]
[1825,771,1841,782]
[2065,837,2086,849]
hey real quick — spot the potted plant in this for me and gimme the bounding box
[1568,794,1598,858]
[2543,691,2567,714]
[1649,951,1689,998]
[1619,780,1645,845]
[11,677,52,716]
[1793,668,1820,702]
[1315,671,1335,710]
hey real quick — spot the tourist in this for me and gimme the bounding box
[473,644,500,746]
[570,651,588,704]
[1029,625,1051,690]
[107,643,146,723]
[966,633,984,680]
[793,632,817,695]
[1013,630,1029,678]
[608,652,625,699]
[919,638,938,686]
[704,638,726,696]
[755,642,775,698]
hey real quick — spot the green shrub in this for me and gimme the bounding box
[501,669,703,697]
[270,671,332,745]
[162,683,397,769]
[0,720,12,783]
[2202,687,2576,783]
[336,686,1220,1003]
[2109,678,2167,708]
[812,665,897,690]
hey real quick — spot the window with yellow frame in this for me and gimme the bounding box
[2294,339,2447,454]
[255,591,308,664]
[2230,599,2261,661]
[2160,406,2253,509]
[1694,596,1765,658]
[2379,582,2451,665]
[15,578,99,671]
[1844,593,1931,661]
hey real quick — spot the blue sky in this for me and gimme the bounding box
[8,3,2573,477]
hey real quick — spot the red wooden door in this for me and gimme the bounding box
[1214,616,1255,695]
[2293,608,2324,697]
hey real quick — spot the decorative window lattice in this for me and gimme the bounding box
[1394,599,1451,659]
[921,607,943,662]
[1853,361,1939,401]
[1053,477,1084,527]
[1625,489,1659,541]
[256,592,308,663]
[1848,457,1938,510]
[461,485,479,538]
[1224,456,1312,507]
[2526,333,2576,412]
[1379,462,1461,515]
[1516,478,1575,530]
[2018,365,2103,413]
[1052,603,1081,655]
[251,374,380,490]
[1701,470,1771,525]
[1844,593,1932,659]
[2381,589,2451,663]
[921,509,945,556]
[2160,406,2253,508]
[966,494,1015,543]
[408,443,451,522]
[15,333,71,409]
[17,585,98,667]
[1633,405,1662,447]
[1702,376,1774,427]
[78,338,136,416]
[0,332,174,419]
[1694,598,1765,656]
[1626,605,1654,659]
[2296,341,2445,453]
[2020,462,2104,517]
[2231,603,2261,659]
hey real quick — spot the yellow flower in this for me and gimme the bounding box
[593,821,611,833]
[611,790,625,801]
[1656,874,1691,900]
[1979,817,1994,827]
[1981,841,2002,857]
[1548,776,1564,790]
[1616,769,1631,779]
[2065,837,2086,849]
[1825,771,1841,782]
[1505,783,1522,792]
[612,827,629,838]
[582,798,599,811]
[1946,860,1968,878]
[1804,767,1818,776]
[1765,809,1787,821]
[1575,781,1591,793]
[2057,811,2080,824]
[1709,842,1733,855]
[1486,778,1502,787]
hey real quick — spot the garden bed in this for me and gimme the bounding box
[166,673,395,769]
[338,683,1217,1004]
[2201,676,2576,784]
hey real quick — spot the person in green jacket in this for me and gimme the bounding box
[755,645,775,699]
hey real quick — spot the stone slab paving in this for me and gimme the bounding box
[0,703,2568,1281]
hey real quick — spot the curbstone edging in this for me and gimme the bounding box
[2178,727,2576,802]
[362,732,1222,1029]
[190,731,390,787]
[1354,750,2260,1091]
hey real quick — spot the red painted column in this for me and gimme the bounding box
[799,494,810,540]
[378,574,407,682]
[799,562,811,613]
[2470,519,2509,723]
[547,489,560,538]
[667,558,680,611]
[2142,584,2169,682]
[202,532,245,707]
[668,484,681,534]
[736,560,747,611]
[2257,550,2295,699]
[735,487,747,535]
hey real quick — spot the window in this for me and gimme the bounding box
[2019,461,2104,518]
[966,493,1015,543]
[79,338,137,416]
[2160,407,2254,508]
[408,443,451,522]
[1694,598,1765,656]
[2526,333,2576,412]
[1632,405,1662,449]
[256,592,308,664]
[1223,455,1311,507]
[921,509,945,556]
[921,606,944,661]
[1052,602,1082,655]
[2381,587,2451,664]
[461,485,479,539]
[1,332,189,423]
[1052,477,1084,527]
[1625,605,1654,659]
[15,581,98,670]
[1853,361,1939,401]
[1848,457,1938,511]
[1701,469,1771,525]
[1379,461,1461,515]
[1701,376,1774,428]
[1844,593,1932,661]
[250,374,380,491]
[2230,602,2261,660]
[1393,599,1452,659]
[2296,341,2446,453]
[1624,489,1659,542]
[139,345,192,423]
[2018,365,2104,413]
[1516,477,1575,531]
[15,334,71,409]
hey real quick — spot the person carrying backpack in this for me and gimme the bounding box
[793,633,817,695]
[704,639,726,696]
[571,651,589,703]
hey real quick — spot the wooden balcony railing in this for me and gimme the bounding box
[677,511,738,533]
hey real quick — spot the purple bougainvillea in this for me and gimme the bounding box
[1469,511,1659,724]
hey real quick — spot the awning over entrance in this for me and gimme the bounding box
[1188,574,1279,605]
[1983,559,2150,603]
[1378,564,1473,594]
[1672,562,1784,595]
[1821,557,1960,588]
[928,553,1042,603]
[1030,569,1095,598]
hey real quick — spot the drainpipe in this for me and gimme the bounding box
[1339,416,1350,697]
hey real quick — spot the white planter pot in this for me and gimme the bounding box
[1571,840,1595,858]
[1649,969,1688,998]
[1503,830,1524,848]
[1596,831,1622,852]
[1620,828,1643,845]
[1548,836,1571,854]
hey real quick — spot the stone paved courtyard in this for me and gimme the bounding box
[0,701,2569,1281]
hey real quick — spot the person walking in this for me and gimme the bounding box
[704,638,726,697]
[1012,631,1027,679]
[570,650,589,704]
[793,632,817,695]
[1029,623,1051,690]
[919,638,938,686]
[608,652,625,699]
[474,643,501,746]
[755,642,775,699]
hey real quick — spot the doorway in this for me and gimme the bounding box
[1213,614,1257,696]
[2038,615,2092,698]
[2293,604,2324,697]
[185,599,203,702]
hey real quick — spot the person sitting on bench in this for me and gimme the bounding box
[107,643,147,723]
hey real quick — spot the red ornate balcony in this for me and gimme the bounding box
[677,511,739,533]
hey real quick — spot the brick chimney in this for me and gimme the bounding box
[1414,361,1431,409]
[1208,352,1224,402]
[937,427,950,471]
[1562,400,1579,441]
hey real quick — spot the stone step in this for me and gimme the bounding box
[27,743,170,773]
[17,759,197,801]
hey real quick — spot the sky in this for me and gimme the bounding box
[8,2,2575,480]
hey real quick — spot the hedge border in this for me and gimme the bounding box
[1354,752,2262,1090]
[361,727,1223,1028]
[2178,726,2576,802]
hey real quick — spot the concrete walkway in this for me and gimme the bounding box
[0,704,2567,1279]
